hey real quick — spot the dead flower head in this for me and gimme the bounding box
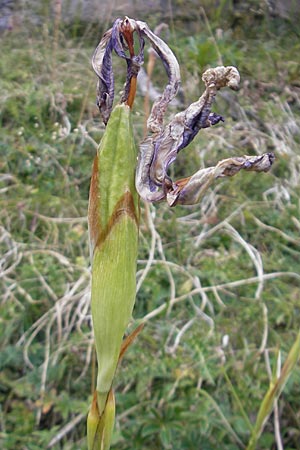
[92,17,275,207]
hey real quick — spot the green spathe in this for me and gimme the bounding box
[92,217,138,397]
[89,103,139,418]
[97,104,139,232]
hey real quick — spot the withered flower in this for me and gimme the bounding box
[92,17,274,208]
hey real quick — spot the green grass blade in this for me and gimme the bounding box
[246,332,300,450]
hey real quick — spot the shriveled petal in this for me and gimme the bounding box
[92,17,145,124]
[92,30,114,124]
[136,65,244,204]
[166,152,275,206]
[137,20,181,133]
[202,66,240,91]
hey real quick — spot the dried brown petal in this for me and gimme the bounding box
[167,152,275,206]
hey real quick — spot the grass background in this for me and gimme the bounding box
[0,1,300,449]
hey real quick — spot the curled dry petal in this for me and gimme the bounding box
[136,20,181,133]
[202,66,240,91]
[92,30,114,125]
[166,152,275,206]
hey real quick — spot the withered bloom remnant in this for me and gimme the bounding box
[136,63,275,206]
[88,16,274,450]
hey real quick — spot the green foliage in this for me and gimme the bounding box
[1,5,300,450]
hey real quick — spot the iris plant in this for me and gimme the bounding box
[87,17,274,450]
